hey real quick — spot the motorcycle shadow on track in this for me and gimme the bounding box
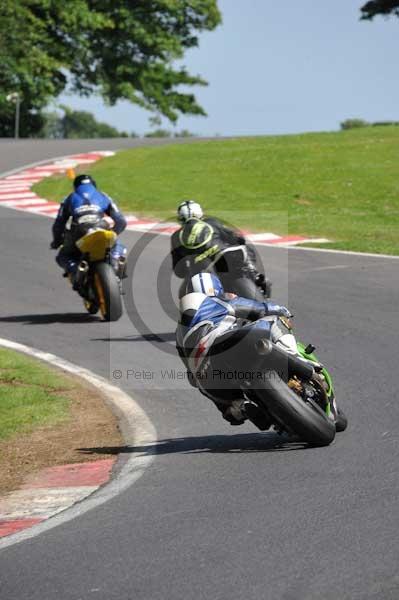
[0,312,101,325]
[91,332,176,343]
[78,432,313,457]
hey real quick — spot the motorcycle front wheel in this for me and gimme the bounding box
[252,371,336,446]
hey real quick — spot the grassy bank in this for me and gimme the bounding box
[34,126,399,254]
[0,347,123,494]
[0,347,72,440]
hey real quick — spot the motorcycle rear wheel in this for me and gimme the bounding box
[252,371,336,446]
[93,262,123,322]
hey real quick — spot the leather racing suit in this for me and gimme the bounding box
[176,291,291,423]
[171,216,270,299]
[52,182,127,273]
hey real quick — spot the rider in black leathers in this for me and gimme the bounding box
[170,200,271,299]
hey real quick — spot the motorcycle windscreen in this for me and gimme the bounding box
[76,229,117,261]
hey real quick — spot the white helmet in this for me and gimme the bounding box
[177,200,203,223]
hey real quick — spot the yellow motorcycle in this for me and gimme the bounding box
[73,227,126,322]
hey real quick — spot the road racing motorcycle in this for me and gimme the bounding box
[69,225,126,322]
[201,316,347,446]
[180,244,272,301]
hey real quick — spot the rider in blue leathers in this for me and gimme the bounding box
[51,174,127,275]
[176,272,292,425]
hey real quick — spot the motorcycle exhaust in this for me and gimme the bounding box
[73,260,89,289]
[78,260,89,274]
[255,338,314,381]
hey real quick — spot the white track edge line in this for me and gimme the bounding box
[276,244,399,260]
[0,337,157,551]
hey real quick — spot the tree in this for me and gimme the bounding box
[340,118,369,130]
[145,129,172,138]
[0,1,221,137]
[37,112,64,139]
[37,107,134,138]
[361,1,399,19]
[0,1,62,136]
[174,129,197,137]
[60,107,129,138]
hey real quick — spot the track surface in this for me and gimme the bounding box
[0,140,398,600]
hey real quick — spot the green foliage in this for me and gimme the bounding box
[361,1,399,19]
[372,120,399,126]
[0,1,67,136]
[37,106,140,138]
[340,118,369,130]
[341,118,399,131]
[35,126,399,255]
[37,112,64,139]
[37,108,133,138]
[174,129,197,138]
[59,107,129,138]
[145,128,172,138]
[144,127,196,137]
[0,0,221,137]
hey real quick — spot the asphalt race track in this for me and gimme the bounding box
[0,140,398,600]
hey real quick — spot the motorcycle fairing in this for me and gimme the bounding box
[76,229,117,261]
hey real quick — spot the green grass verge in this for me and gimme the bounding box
[34,126,399,255]
[0,348,73,441]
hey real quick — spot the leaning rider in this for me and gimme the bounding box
[170,200,271,298]
[176,272,293,427]
[50,174,127,279]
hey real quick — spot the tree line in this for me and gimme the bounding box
[36,107,196,139]
[1,1,398,138]
[341,118,399,130]
[0,0,220,137]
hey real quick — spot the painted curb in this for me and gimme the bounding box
[0,338,157,550]
[0,151,328,247]
[1,147,398,259]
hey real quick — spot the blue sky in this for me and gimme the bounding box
[58,1,399,136]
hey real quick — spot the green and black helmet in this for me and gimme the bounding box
[179,218,214,250]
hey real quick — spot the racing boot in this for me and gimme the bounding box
[328,393,348,433]
[221,400,247,426]
[242,399,272,431]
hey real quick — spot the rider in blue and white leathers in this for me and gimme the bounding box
[176,272,292,425]
[51,174,127,274]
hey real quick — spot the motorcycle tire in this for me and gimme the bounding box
[335,408,348,433]
[93,262,123,322]
[252,371,336,446]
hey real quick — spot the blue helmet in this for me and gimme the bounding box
[188,273,224,297]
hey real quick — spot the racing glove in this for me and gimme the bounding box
[264,302,292,319]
